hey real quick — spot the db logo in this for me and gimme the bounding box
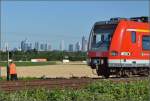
[141,53,150,56]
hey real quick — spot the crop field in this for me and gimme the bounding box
[0,62,98,78]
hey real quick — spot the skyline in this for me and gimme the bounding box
[2,35,87,51]
[6,35,87,52]
[1,1,149,50]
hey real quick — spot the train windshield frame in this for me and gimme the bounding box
[88,24,117,51]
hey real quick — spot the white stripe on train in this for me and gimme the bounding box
[126,29,150,32]
[109,59,149,64]
[108,59,150,67]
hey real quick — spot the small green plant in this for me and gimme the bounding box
[0,79,149,101]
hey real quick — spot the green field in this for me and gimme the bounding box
[0,79,149,101]
[0,61,56,67]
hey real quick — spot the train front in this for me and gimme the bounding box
[87,20,117,77]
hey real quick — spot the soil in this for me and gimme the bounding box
[1,63,99,78]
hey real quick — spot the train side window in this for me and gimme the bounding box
[131,31,136,43]
[142,35,150,50]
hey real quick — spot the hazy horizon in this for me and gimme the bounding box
[1,1,149,50]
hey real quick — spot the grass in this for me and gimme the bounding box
[0,61,56,67]
[0,79,149,101]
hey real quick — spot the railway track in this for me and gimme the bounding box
[0,77,149,92]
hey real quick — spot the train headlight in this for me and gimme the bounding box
[111,51,118,56]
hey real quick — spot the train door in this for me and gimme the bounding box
[141,33,150,67]
[120,30,139,67]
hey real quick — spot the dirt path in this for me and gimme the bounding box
[0,78,96,92]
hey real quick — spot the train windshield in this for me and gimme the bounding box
[89,24,117,51]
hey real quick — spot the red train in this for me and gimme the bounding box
[87,17,150,78]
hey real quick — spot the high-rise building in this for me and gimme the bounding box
[21,39,33,51]
[60,40,64,51]
[44,43,48,51]
[68,44,73,52]
[21,40,27,51]
[34,42,39,51]
[81,36,88,52]
[28,43,32,50]
[40,43,48,51]
[48,44,52,51]
[75,42,81,51]
[21,40,25,51]
[40,44,44,51]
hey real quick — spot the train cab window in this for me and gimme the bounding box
[142,35,150,50]
[131,31,136,43]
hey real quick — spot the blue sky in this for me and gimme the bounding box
[1,1,149,50]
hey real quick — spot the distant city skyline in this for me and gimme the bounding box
[20,39,52,51]
[1,35,87,52]
[1,1,149,50]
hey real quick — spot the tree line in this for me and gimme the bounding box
[0,51,87,61]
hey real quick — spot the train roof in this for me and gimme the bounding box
[95,16,150,26]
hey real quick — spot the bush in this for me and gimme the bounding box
[0,51,87,61]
